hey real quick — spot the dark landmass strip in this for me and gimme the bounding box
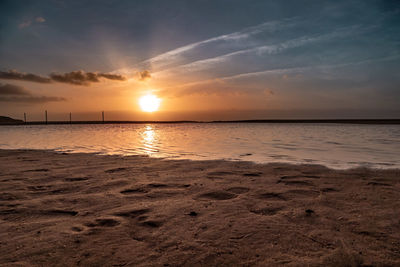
[212,119,400,124]
[0,116,24,125]
[1,117,400,125]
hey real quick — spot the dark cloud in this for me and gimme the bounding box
[98,73,126,81]
[0,96,66,103]
[0,70,126,86]
[0,82,66,103]
[138,70,151,81]
[0,83,30,95]
[50,71,100,85]
[0,70,52,83]
[50,70,126,85]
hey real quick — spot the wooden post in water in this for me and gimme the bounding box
[24,113,26,123]
[45,110,48,124]
[102,111,105,123]
[69,112,72,124]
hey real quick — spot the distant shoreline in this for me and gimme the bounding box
[1,119,400,125]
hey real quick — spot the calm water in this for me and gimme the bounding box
[0,123,399,169]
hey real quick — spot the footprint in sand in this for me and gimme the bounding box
[120,188,148,194]
[280,175,320,180]
[149,183,169,188]
[206,171,237,180]
[367,182,391,186]
[27,185,53,191]
[71,226,83,232]
[105,167,129,173]
[250,206,283,216]
[0,209,20,215]
[321,187,339,192]
[277,180,315,186]
[120,183,191,195]
[41,209,78,216]
[257,192,287,201]
[198,191,237,200]
[85,218,120,227]
[282,189,320,199]
[64,177,89,182]
[50,188,76,195]
[113,208,151,218]
[0,193,21,201]
[207,171,237,176]
[147,183,191,189]
[140,220,164,228]
[303,175,321,179]
[243,172,263,177]
[24,168,49,172]
[258,190,320,200]
[113,208,161,229]
[226,187,250,194]
[0,209,78,217]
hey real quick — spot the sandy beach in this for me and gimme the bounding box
[0,149,399,266]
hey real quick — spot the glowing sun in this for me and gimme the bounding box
[139,94,161,112]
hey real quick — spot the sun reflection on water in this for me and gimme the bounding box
[140,125,158,154]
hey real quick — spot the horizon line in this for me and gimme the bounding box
[1,119,400,126]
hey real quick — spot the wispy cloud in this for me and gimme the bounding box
[35,17,45,23]
[140,18,299,70]
[159,55,400,97]
[154,25,362,77]
[138,70,151,81]
[18,16,46,29]
[18,21,32,29]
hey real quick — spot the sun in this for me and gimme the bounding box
[139,94,161,112]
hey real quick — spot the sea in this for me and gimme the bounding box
[0,123,399,169]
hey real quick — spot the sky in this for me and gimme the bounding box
[0,0,399,121]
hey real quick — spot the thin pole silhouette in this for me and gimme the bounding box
[102,111,104,123]
[69,112,72,124]
[24,113,26,123]
[45,110,48,124]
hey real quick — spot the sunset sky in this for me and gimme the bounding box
[0,0,399,121]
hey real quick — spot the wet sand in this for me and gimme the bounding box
[0,149,399,266]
